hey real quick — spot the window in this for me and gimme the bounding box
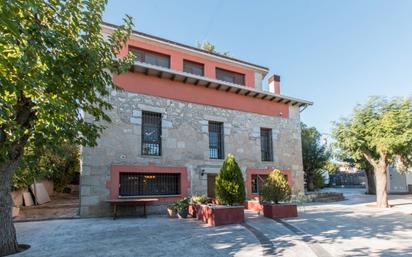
[142,111,162,156]
[183,60,204,76]
[260,128,273,161]
[251,174,268,194]
[130,47,170,68]
[216,68,245,85]
[209,121,224,159]
[119,173,180,196]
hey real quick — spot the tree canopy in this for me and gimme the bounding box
[0,0,134,254]
[333,96,412,207]
[215,154,245,205]
[301,123,330,191]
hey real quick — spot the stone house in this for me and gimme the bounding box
[80,22,313,216]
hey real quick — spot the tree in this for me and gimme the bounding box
[0,0,134,254]
[197,41,230,56]
[323,160,339,174]
[261,169,291,204]
[301,123,330,191]
[215,154,245,205]
[333,96,412,208]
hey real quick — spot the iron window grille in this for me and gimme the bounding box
[208,121,224,159]
[260,128,273,161]
[216,67,245,85]
[142,111,162,156]
[183,60,204,76]
[129,47,170,68]
[119,172,180,196]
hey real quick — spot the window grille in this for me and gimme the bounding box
[260,128,273,161]
[142,111,162,156]
[119,173,180,196]
[208,121,224,159]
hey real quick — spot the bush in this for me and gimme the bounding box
[12,144,80,192]
[191,195,208,204]
[261,169,292,204]
[314,170,325,189]
[174,197,190,212]
[215,154,245,205]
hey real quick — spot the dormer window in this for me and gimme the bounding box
[130,47,170,68]
[216,68,245,85]
[183,60,204,76]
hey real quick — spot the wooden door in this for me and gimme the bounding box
[207,174,217,198]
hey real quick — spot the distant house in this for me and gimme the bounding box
[79,22,313,216]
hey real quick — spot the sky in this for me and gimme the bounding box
[103,0,412,134]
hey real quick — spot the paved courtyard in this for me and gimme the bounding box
[14,189,412,257]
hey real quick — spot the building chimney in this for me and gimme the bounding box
[268,74,280,94]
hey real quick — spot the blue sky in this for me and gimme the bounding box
[103,0,412,134]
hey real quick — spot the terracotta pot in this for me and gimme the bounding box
[167,208,177,218]
[263,204,298,219]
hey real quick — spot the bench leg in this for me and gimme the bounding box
[143,203,147,218]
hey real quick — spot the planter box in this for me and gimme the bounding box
[263,204,297,219]
[188,204,202,218]
[244,200,263,212]
[198,204,244,226]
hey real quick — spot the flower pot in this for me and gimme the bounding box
[263,204,297,219]
[177,209,188,219]
[167,208,177,218]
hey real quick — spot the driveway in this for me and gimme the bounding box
[14,188,412,257]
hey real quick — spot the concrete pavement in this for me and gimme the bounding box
[14,188,412,257]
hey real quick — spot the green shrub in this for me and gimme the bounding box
[191,194,208,204]
[215,154,245,205]
[12,144,80,192]
[314,170,325,190]
[174,197,190,212]
[261,169,292,204]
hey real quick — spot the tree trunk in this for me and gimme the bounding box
[307,174,315,191]
[0,160,21,256]
[374,163,389,208]
[365,166,376,195]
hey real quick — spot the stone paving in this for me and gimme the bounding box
[14,188,412,257]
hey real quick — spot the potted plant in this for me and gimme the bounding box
[261,169,297,219]
[176,198,190,219]
[167,203,177,218]
[198,154,245,226]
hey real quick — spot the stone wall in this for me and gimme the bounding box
[80,88,304,216]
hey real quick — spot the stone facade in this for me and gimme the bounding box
[80,88,304,217]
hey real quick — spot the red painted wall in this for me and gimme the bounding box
[107,163,189,203]
[117,37,256,88]
[113,73,289,118]
[245,168,293,200]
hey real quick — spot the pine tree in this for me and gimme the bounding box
[261,169,292,204]
[215,154,245,205]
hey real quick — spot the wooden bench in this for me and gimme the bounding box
[106,198,159,220]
